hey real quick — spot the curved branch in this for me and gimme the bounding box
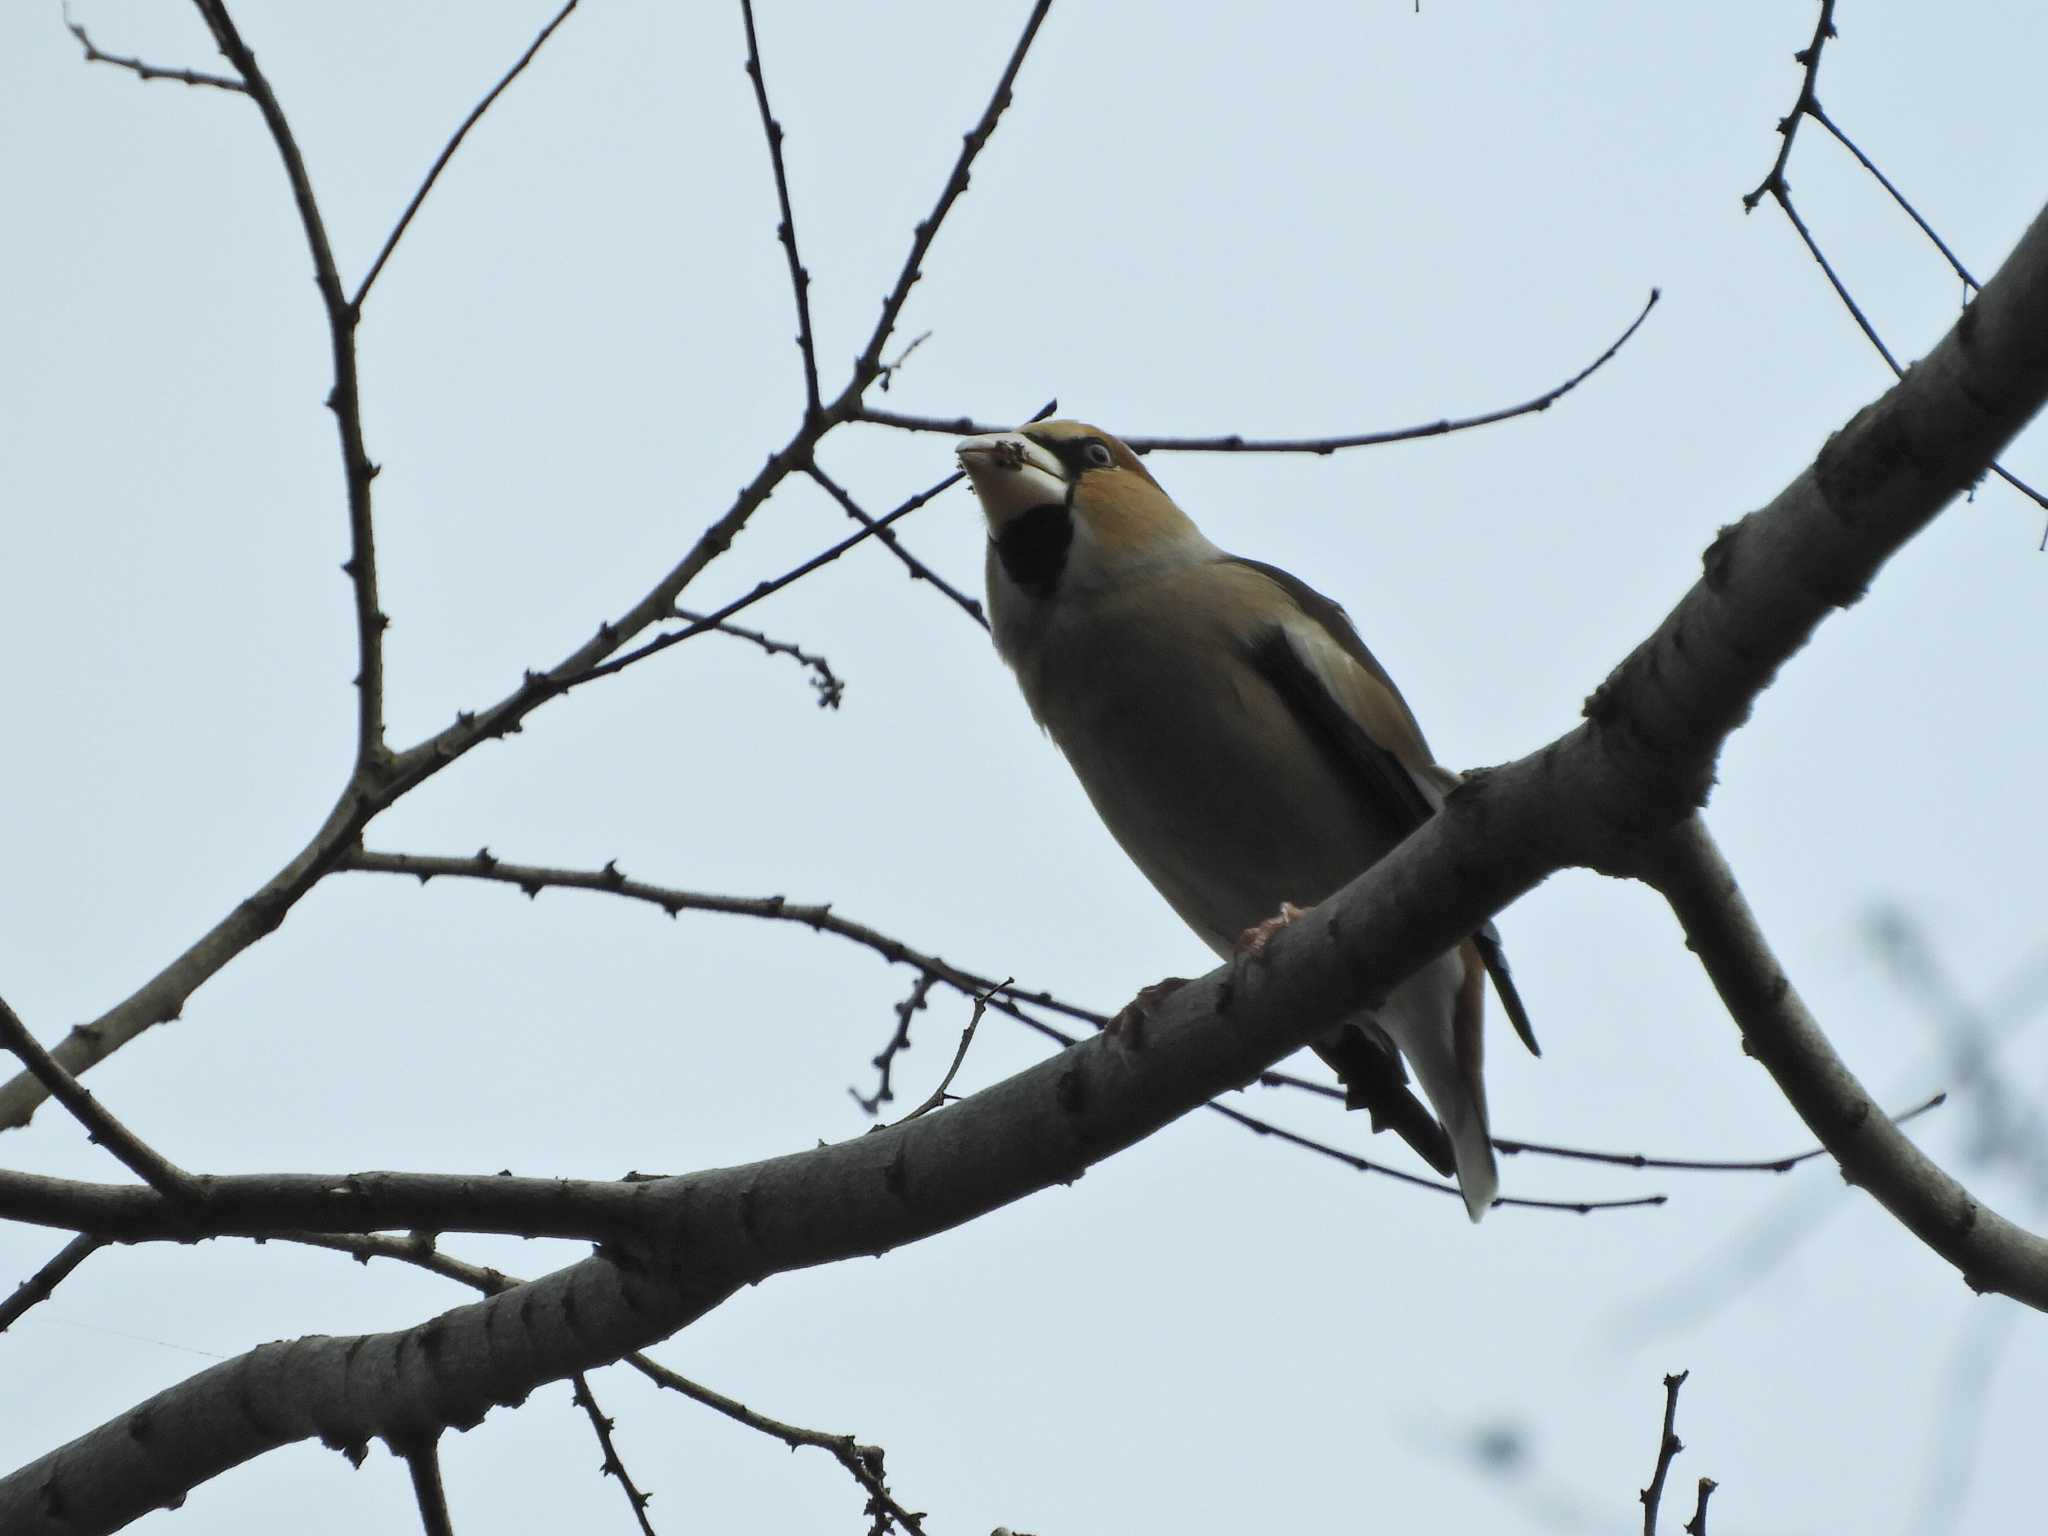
[853,288,1659,454]
[1649,819,2048,1299]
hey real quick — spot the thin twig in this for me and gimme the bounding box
[856,973,937,1115]
[672,609,844,707]
[848,0,1056,392]
[876,331,931,393]
[64,10,246,91]
[895,980,1004,1122]
[337,848,1663,1215]
[856,289,1659,455]
[569,1372,659,1535]
[1741,0,2048,526]
[1494,1091,1947,1172]
[555,464,976,692]
[626,1354,928,1535]
[739,0,821,415]
[0,996,204,1202]
[1206,1098,1665,1214]
[192,0,389,765]
[1639,1370,1689,1536]
[1775,191,1903,371]
[1808,104,1978,289]
[354,0,581,312]
[807,463,988,628]
[1740,0,1836,213]
[0,1235,105,1334]
[404,1441,455,1536]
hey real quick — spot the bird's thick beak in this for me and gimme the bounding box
[956,432,1069,532]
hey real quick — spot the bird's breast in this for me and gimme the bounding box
[1024,591,1412,957]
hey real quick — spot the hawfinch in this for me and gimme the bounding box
[957,420,1537,1222]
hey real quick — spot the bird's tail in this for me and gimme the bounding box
[1375,951,1499,1223]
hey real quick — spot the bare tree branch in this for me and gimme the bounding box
[404,1441,455,1536]
[1684,1476,1718,1536]
[0,1,1064,1132]
[806,463,988,628]
[739,0,821,415]
[0,997,202,1201]
[1650,818,2048,1302]
[354,0,582,311]
[0,1236,104,1335]
[853,288,1659,454]
[847,0,1055,394]
[191,0,391,767]
[568,1373,659,1536]
[1743,0,2046,522]
[1494,1091,1947,1173]
[64,10,246,91]
[671,610,845,707]
[1638,1370,1689,1536]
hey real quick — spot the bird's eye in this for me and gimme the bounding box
[1082,440,1114,469]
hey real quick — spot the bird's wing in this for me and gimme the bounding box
[1227,556,1541,1057]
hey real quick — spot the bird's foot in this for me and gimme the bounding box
[1106,976,1191,1048]
[1235,902,1309,958]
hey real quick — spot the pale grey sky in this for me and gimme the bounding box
[4,2,2046,1532]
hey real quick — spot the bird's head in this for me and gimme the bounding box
[956,420,1212,601]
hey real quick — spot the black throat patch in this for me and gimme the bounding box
[993,503,1073,599]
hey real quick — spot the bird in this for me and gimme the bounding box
[956,419,1538,1222]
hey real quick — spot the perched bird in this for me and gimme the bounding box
[957,420,1537,1222]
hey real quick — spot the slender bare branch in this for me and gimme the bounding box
[1639,1370,1689,1535]
[1740,0,1836,213]
[569,1373,659,1535]
[1494,1091,1947,1173]
[64,11,245,91]
[0,1235,104,1335]
[1741,0,2047,522]
[191,0,390,767]
[354,0,582,312]
[895,981,1001,1123]
[854,289,1659,454]
[1808,104,1978,289]
[847,0,1056,392]
[0,997,203,1202]
[672,610,845,707]
[628,1353,927,1535]
[739,0,821,415]
[548,466,968,692]
[806,463,988,628]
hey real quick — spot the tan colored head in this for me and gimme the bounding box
[957,421,1212,604]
